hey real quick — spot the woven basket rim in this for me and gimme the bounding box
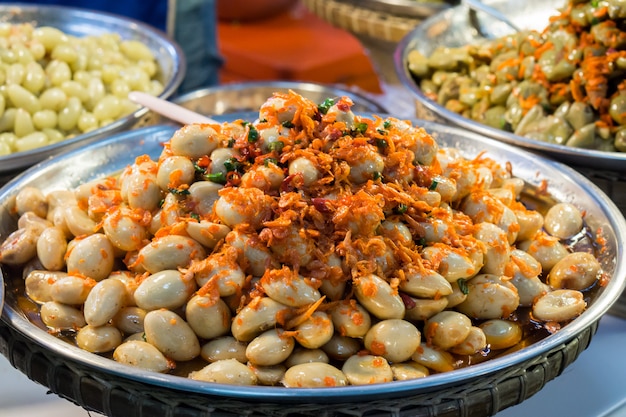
[0,320,597,416]
[301,0,426,43]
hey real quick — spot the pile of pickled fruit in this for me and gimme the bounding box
[0,91,606,387]
[0,23,163,156]
[408,0,626,151]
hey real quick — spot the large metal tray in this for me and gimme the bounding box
[0,119,625,416]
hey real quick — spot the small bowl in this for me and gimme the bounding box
[1,116,625,416]
[0,3,186,176]
[144,81,388,125]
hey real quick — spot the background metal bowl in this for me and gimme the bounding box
[144,81,389,125]
[393,0,626,173]
[1,118,625,416]
[0,3,186,176]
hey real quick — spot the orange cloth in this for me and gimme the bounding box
[217,3,383,93]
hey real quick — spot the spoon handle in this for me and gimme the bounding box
[463,0,521,32]
[129,91,218,125]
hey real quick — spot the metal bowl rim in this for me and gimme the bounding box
[173,80,388,114]
[1,120,625,401]
[0,2,187,173]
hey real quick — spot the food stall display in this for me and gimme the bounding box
[0,2,626,417]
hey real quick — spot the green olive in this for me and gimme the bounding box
[591,21,626,48]
[566,123,597,148]
[445,99,469,114]
[554,101,571,119]
[459,86,482,106]
[569,5,589,26]
[583,43,607,58]
[538,49,576,82]
[526,131,550,143]
[437,76,471,105]
[566,102,595,130]
[548,29,578,51]
[483,106,509,129]
[614,127,626,151]
[542,115,575,145]
[519,56,535,80]
[472,65,493,86]
[514,105,545,136]
[504,101,524,130]
[470,97,490,121]
[519,31,543,56]
[512,81,549,109]
[437,80,459,105]
[420,79,438,97]
[490,83,513,106]
[427,47,470,72]
[609,93,626,125]
[431,70,460,87]
[407,50,431,78]
[608,0,626,19]
[490,50,519,84]
[585,2,610,24]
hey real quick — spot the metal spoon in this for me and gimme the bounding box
[129,91,218,125]
[463,0,522,33]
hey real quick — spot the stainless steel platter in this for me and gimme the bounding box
[394,0,626,172]
[0,118,625,416]
[0,3,186,175]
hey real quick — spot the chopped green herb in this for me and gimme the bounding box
[377,129,387,136]
[193,162,205,173]
[318,98,335,114]
[591,0,599,6]
[417,237,427,246]
[457,278,469,295]
[158,198,164,208]
[168,188,190,196]
[206,172,227,184]
[224,157,242,173]
[395,203,408,214]
[268,140,284,153]
[282,121,295,128]
[376,138,388,149]
[264,157,278,167]
[429,180,439,191]
[383,120,392,129]
[355,122,368,134]
[227,138,236,148]
[373,171,383,181]
[190,213,200,221]
[247,125,259,143]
